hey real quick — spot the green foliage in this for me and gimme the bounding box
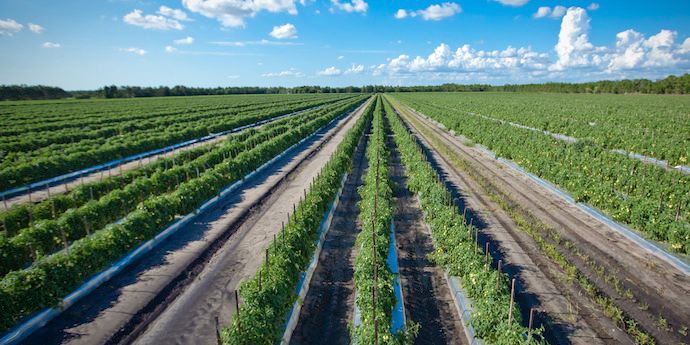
[0,94,356,190]
[351,96,414,344]
[0,96,366,333]
[390,93,690,254]
[220,98,373,344]
[383,96,541,344]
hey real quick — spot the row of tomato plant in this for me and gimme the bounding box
[0,97,365,333]
[393,92,689,167]
[0,95,355,190]
[382,96,540,344]
[0,99,363,277]
[219,97,373,344]
[0,100,348,236]
[1,94,322,135]
[0,95,338,152]
[351,96,415,344]
[390,94,690,254]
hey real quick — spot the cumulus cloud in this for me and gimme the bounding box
[182,0,300,27]
[120,47,147,56]
[331,0,368,13]
[174,36,194,45]
[396,3,461,21]
[123,9,183,30]
[493,0,529,7]
[551,7,597,70]
[0,18,23,36]
[42,42,60,48]
[345,64,365,74]
[587,3,600,11]
[318,66,342,76]
[165,45,177,53]
[261,69,304,77]
[270,23,297,39]
[373,6,690,83]
[534,6,566,19]
[28,23,44,33]
[158,6,190,21]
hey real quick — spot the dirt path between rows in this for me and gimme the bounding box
[21,98,372,345]
[288,120,370,345]
[393,100,690,344]
[130,99,371,345]
[387,123,467,345]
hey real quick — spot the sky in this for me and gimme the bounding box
[0,0,689,90]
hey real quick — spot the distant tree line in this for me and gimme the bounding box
[0,85,71,101]
[2,74,689,101]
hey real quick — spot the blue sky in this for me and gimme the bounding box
[1,0,689,89]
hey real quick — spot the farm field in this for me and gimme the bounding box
[0,92,688,345]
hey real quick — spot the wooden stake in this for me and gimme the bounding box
[497,260,502,290]
[508,278,516,325]
[234,290,241,333]
[215,316,222,345]
[528,308,536,340]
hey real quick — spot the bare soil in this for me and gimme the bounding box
[387,124,467,345]
[288,120,370,345]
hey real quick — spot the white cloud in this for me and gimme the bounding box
[174,36,194,45]
[534,6,566,19]
[42,42,60,48]
[182,0,300,27]
[165,45,177,53]
[551,7,596,70]
[395,3,461,21]
[270,23,298,39]
[331,0,368,13]
[587,3,600,11]
[373,8,690,83]
[158,6,190,21]
[493,0,529,7]
[211,39,302,47]
[120,47,147,56]
[227,75,240,79]
[261,69,304,77]
[345,64,364,74]
[678,38,690,54]
[318,66,342,76]
[123,9,183,30]
[337,55,345,59]
[28,23,44,33]
[0,18,23,36]
[608,29,683,71]
[534,7,550,18]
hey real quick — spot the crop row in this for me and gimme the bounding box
[0,97,359,236]
[220,97,373,344]
[352,96,414,344]
[393,92,689,166]
[389,95,690,254]
[1,95,355,190]
[0,99,364,277]
[383,96,540,344]
[0,94,330,133]
[0,97,364,332]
